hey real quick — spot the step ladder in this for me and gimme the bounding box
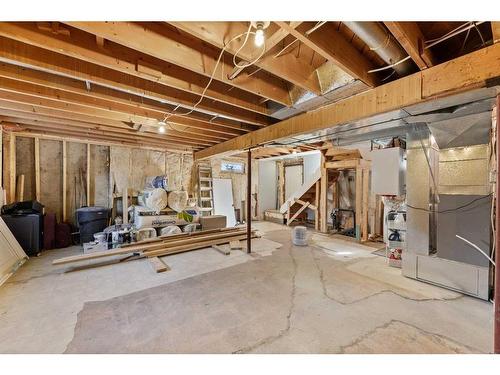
[197,163,214,216]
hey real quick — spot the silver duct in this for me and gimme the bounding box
[343,21,413,76]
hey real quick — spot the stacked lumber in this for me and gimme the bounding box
[52,227,258,267]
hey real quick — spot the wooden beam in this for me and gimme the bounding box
[266,22,302,51]
[275,22,379,88]
[65,22,292,106]
[195,43,500,160]
[384,22,435,69]
[170,22,321,94]
[34,137,40,201]
[0,23,270,116]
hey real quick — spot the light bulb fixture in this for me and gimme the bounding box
[157,120,167,134]
[255,28,264,47]
[251,21,270,47]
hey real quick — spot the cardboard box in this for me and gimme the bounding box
[200,215,227,230]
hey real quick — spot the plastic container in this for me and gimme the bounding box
[76,206,109,244]
[292,226,308,246]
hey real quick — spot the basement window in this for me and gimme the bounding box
[221,161,245,174]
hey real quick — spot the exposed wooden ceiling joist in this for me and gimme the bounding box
[275,22,380,88]
[169,22,322,95]
[195,42,500,159]
[0,61,252,135]
[384,22,435,70]
[65,22,292,106]
[0,115,207,148]
[0,22,273,118]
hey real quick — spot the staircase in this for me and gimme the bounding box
[279,168,321,227]
[197,163,214,216]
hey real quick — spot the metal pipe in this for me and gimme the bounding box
[343,21,413,76]
[495,94,500,354]
[247,149,252,254]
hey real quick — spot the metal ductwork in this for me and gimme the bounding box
[343,21,414,76]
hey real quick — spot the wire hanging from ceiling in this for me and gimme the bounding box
[159,23,267,127]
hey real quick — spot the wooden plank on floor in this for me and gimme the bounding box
[229,240,243,250]
[149,256,170,273]
[212,244,230,255]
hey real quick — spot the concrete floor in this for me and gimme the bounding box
[0,221,494,353]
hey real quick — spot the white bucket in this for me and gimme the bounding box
[292,226,308,246]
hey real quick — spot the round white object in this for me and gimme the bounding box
[292,226,308,246]
[168,190,189,212]
[144,188,168,212]
[160,225,182,236]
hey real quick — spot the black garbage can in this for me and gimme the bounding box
[76,206,108,244]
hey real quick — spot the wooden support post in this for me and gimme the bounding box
[34,137,40,201]
[0,128,3,190]
[361,168,369,242]
[247,149,251,254]
[86,143,91,206]
[320,153,328,233]
[315,181,320,231]
[62,140,67,222]
[355,166,362,241]
[495,94,500,354]
[9,134,15,203]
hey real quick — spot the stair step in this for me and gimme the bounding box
[200,197,212,201]
[199,207,214,212]
[200,187,213,191]
[200,177,213,181]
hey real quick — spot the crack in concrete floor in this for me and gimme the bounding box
[233,244,299,353]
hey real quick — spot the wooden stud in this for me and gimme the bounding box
[34,137,40,201]
[314,181,320,231]
[355,167,362,241]
[86,143,91,206]
[15,174,24,202]
[320,153,328,233]
[122,186,129,224]
[62,140,67,222]
[361,168,370,242]
[0,127,2,189]
[9,133,15,203]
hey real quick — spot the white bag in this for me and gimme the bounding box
[168,190,189,212]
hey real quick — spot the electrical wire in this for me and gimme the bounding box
[456,235,496,266]
[160,24,266,124]
[406,193,492,213]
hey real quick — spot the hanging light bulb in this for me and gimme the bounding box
[157,120,166,134]
[254,27,265,47]
[251,21,269,47]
